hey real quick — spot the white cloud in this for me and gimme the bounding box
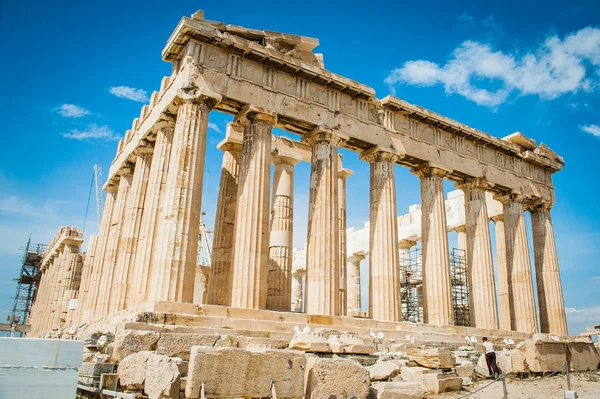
[53,104,90,118]
[0,196,41,218]
[580,124,600,138]
[208,122,222,134]
[62,124,120,141]
[385,26,600,107]
[565,306,600,326]
[109,86,149,103]
[458,12,473,23]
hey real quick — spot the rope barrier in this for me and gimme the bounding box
[455,373,505,398]
[505,361,566,383]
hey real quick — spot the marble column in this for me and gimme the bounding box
[496,193,538,333]
[412,164,454,326]
[304,128,344,316]
[74,235,97,324]
[337,160,352,316]
[346,253,365,316]
[398,239,416,280]
[99,167,132,316]
[89,188,117,318]
[49,249,67,331]
[491,215,511,331]
[361,147,401,321]
[267,153,300,311]
[529,201,568,335]
[131,124,174,305]
[207,126,242,306]
[113,148,153,312]
[153,97,216,303]
[291,269,305,312]
[459,178,498,330]
[455,225,467,253]
[230,105,276,309]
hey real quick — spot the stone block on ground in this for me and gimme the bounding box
[111,331,159,362]
[289,332,331,353]
[406,347,455,369]
[237,336,290,349]
[117,351,153,390]
[305,358,370,399]
[340,333,375,355]
[186,347,305,398]
[568,342,600,371]
[370,381,425,399]
[367,361,401,381]
[400,366,433,383]
[214,335,238,347]
[156,333,219,360]
[420,373,462,394]
[144,355,183,399]
[79,362,117,377]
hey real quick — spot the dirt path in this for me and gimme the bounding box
[432,374,600,399]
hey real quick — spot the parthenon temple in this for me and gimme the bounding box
[28,10,568,341]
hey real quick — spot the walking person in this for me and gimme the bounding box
[482,337,500,378]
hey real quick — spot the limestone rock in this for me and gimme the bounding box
[289,332,331,353]
[367,361,401,381]
[305,358,370,399]
[420,373,462,394]
[327,335,344,353]
[214,335,239,347]
[117,351,153,390]
[185,347,305,398]
[406,347,455,369]
[144,355,183,399]
[514,340,567,373]
[111,331,159,362]
[370,381,425,399]
[455,363,474,378]
[340,333,375,355]
[238,336,289,349]
[156,333,219,360]
[568,342,600,371]
[400,366,433,384]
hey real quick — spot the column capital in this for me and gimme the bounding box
[177,86,222,108]
[118,163,133,177]
[272,152,301,166]
[455,177,493,191]
[234,104,277,127]
[398,239,417,250]
[454,225,467,233]
[525,198,553,212]
[292,268,306,278]
[338,167,353,179]
[494,191,525,204]
[490,214,504,223]
[134,140,154,156]
[359,145,403,164]
[410,162,452,179]
[347,252,366,263]
[302,126,348,147]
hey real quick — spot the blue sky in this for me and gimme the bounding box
[1,0,598,335]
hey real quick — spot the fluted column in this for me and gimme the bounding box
[49,249,68,331]
[153,97,216,303]
[291,269,305,312]
[88,188,116,319]
[74,235,97,325]
[398,239,416,279]
[412,164,454,326]
[529,201,567,335]
[207,126,242,306]
[304,128,344,316]
[455,225,467,253]
[496,193,538,333]
[361,147,401,321]
[230,105,276,309]
[346,253,365,316]
[98,167,132,316]
[267,154,300,311]
[458,178,498,330]
[491,215,511,330]
[337,161,352,316]
[111,149,153,312]
[131,124,174,305]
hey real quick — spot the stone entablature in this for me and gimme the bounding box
[40,226,83,271]
[106,13,562,204]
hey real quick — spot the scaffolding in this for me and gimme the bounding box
[399,247,471,327]
[7,238,46,336]
[197,212,214,267]
[450,248,470,327]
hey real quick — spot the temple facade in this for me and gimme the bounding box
[28,10,568,339]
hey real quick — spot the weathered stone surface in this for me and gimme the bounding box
[406,347,455,369]
[117,351,153,390]
[214,335,239,347]
[111,331,159,361]
[289,332,331,353]
[305,358,370,399]
[144,355,183,399]
[238,336,289,349]
[186,347,305,398]
[400,366,433,384]
[568,342,600,371]
[513,341,567,373]
[370,381,425,399]
[340,333,375,355]
[454,364,474,378]
[79,362,117,377]
[367,361,401,381]
[420,373,462,394]
[157,333,219,359]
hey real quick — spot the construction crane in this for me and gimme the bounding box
[94,164,105,224]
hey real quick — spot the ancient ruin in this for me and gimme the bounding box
[19,9,600,399]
